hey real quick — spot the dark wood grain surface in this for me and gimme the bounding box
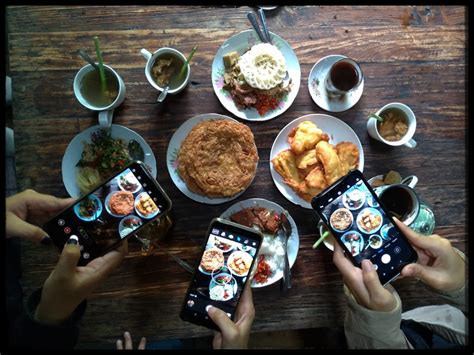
[7,5,466,348]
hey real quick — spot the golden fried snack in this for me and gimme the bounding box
[304,164,327,190]
[295,149,318,170]
[271,149,303,186]
[178,119,258,198]
[316,140,341,186]
[295,181,323,202]
[287,121,323,154]
[335,142,359,176]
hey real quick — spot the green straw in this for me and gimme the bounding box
[368,113,384,122]
[93,36,107,93]
[177,46,197,80]
[312,231,330,249]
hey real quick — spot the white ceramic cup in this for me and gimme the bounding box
[73,64,126,128]
[367,102,417,148]
[140,47,190,95]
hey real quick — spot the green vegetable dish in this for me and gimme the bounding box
[76,129,132,194]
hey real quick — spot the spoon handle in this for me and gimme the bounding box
[258,8,273,44]
[247,12,267,43]
[78,49,99,71]
[157,86,169,103]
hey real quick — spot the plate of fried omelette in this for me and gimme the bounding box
[270,114,364,209]
[167,113,259,204]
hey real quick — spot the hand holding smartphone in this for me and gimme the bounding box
[312,169,417,286]
[180,218,262,331]
[44,161,172,266]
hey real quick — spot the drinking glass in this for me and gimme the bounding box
[133,212,173,255]
[325,57,363,98]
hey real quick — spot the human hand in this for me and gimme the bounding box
[116,331,146,350]
[395,217,465,292]
[34,236,127,325]
[6,189,75,242]
[333,242,397,312]
[207,281,255,349]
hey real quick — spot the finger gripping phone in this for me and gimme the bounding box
[311,169,417,285]
[180,218,263,331]
[44,161,172,266]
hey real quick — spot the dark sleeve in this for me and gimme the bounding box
[10,288,87,350]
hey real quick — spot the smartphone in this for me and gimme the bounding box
[44,161,172,266]
[180,218,263,330]
[311,169,417,285]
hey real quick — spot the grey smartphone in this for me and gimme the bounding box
[180,218,263,331]
[44,161,172,266]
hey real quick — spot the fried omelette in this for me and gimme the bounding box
[178,119,258,198]
[272,120,360,202]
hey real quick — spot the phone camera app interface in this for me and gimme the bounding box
[319,179,412,277]
[63,168,163,255]
[186,228,258,319]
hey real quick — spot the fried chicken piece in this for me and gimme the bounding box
[316,141,341,186]
[287,121,323,154]
[335,142,359,176]
[271,149,304,186]
[295,181,323,202]
[295,149,318,170]
[304,164,328,190]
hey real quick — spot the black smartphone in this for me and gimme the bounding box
[180,218,263,331]
[44,161,172,266]
[311,169,417,285]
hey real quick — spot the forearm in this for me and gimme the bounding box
[343,285,412,349]
[10,288,87,350]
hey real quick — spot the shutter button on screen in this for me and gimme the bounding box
[381,254,391,264]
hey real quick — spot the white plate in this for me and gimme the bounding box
[219,198,299,288]
[212,29,301,121]
[270,114,365,209]
[62,124,157,198]
[166,113,258,204]
[308,54,364,113]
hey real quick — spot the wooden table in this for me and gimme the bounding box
[7,6,467,348]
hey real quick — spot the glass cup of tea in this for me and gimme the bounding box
[325,57,364,98]
[375,181,435,236]
[73,64,126,128]
[133,212,173,255]
[367,102,417,148]
[140,47,191,102]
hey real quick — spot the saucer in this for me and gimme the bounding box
[308,54,364,112]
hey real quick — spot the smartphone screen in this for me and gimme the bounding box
[180,218,262,330]
[311,169,417,285]
[44,162,172,265]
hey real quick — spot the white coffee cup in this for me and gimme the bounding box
[367,102,417,148]
[73,64,126,128]
[140,47,190,95]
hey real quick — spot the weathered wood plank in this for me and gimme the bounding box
[7,6,466,33]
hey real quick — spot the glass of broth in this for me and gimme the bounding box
[80,67,119,107]
[73,64,126,128]
[325,57,363,97]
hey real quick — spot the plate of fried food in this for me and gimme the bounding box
[220,198,299,288]
[167,113,259,204]
[270,114,364,209]
[212,29,301,121]
[62,125,157,198]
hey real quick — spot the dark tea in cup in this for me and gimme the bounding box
[330,61,359,91]
[379,185,418,224]
[325,57,363,95]
[80,68,119,107]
